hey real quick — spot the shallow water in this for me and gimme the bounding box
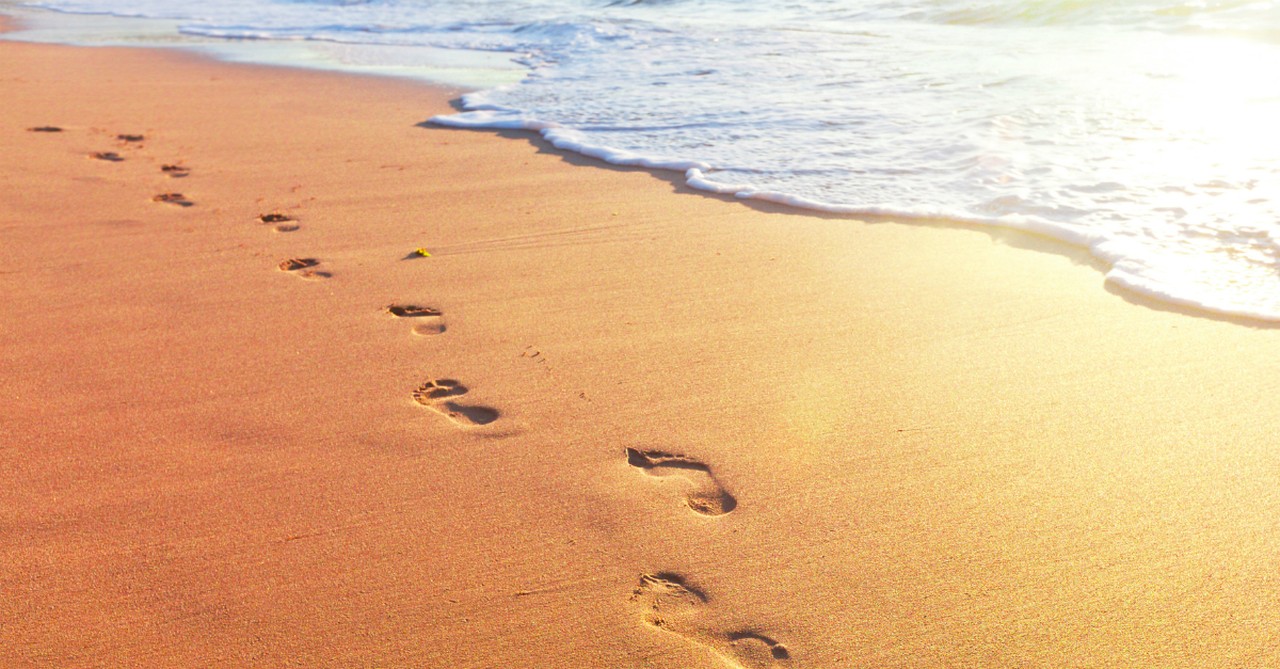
[13,0,1280,321]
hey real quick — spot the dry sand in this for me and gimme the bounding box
[3,27,1280,669]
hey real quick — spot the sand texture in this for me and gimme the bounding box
[3,33,1280,669]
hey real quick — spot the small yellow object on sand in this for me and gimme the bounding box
[414,248,431,257]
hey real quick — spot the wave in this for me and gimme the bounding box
[433,100,1280,323]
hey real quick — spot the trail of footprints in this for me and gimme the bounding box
[28,126,198,204]
[27,125,330,286]
[372,273,782,661]
[27,126,272,223]
[623,455,789,667]
[28,121,790,667]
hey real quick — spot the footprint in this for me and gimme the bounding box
[161,164,189,178]
[259,212,299,233]
[412,378,498,426]
[632,572,709,627]
[116,133,145,143]
[387,304,446,336]
[630,573,791,669]
[278,257,317,271]
[27,126,63,133]
[277,257,330,280]
[152,192,193,207]
[626,448,737,516]
[727,633,793,666]
[91,151,124,162]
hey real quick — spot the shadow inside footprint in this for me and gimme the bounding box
[278,258,318,271]
[28,126,63,132]
[438,402,499,425]
[277,258,330,279]
[626,448,738,516]
[387,304,446,335]
[161,164,189,178]
[727,632,791,663]
[630,573,790,669]
[152,193,193,207]
[632,573,709,628]
[259,213,299,232]
[413,378,468,401]
[413,379,499,426]
[91,151,124,162]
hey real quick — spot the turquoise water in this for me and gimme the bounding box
[11,0,1280,321]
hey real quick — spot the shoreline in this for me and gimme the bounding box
[5,27,1280,669]
[5,6,1279,327]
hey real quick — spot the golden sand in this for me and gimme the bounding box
[3,33,1280,668]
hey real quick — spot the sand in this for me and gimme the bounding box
[3,26,1280,669]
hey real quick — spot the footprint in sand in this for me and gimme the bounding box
[387,304,446,336]
[91,151,124,162]
[412,378,498,426]
[277,257,331,280]
[626,448,737,516]
[116,133,145,143]
[630,573,791,669]
[152,192,193,207]
[259,212,299,233]
[161,164,189,178]
[27,126,63,133]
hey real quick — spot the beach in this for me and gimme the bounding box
[4,23,1280,669]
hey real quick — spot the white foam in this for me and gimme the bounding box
[433,102,1280,324]
[2,2,524,87]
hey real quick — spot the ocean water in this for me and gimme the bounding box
[13,0,1280,321]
